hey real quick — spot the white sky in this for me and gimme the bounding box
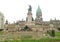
[0,0,60,23]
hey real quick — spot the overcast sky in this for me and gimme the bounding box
[0,0,60,23]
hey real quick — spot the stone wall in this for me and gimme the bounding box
[0,31,47,40]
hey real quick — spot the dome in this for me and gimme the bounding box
[36,6,42,14]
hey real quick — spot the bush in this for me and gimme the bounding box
[50,30,55,37]
[47,30,55,37]
[57,27,60,31]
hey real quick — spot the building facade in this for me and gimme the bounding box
[4,5,60,32]
[35,6,43,25]
[3,5,60,39]
[0,12,4,30]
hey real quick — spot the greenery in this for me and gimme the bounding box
[47,30,55,37]
[0,38,60,42]
[57,27,60,31]
[47,30,60,37]
[55,32,60,36]
[0,32,3,35]
[51,30,55,37]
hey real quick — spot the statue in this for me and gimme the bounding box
[5,20,8,24]
[28,5,32,11]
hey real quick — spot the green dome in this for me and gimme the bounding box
[36,6,42,13]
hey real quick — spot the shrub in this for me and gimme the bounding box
[51,30,55,37]
[47,30,55,37]
[57,27,60,31]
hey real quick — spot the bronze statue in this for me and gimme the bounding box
[28,5,32,11]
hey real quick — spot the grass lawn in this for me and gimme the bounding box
[55,32,60,36]
[0,32,3,35]
[0,38,60,42]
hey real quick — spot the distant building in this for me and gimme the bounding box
[3,5,60,39]
[4,5,60,33]
[35,6,43,25]
[0,12,4,30]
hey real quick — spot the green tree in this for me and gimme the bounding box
[51,30,55,37]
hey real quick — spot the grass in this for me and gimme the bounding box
[0,32,3,35]
[0,38,60,42]
[55,32,60,36]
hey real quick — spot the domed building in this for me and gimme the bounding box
[35,6,43,25]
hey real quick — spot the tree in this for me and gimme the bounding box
[51,30,55,37]
[58,27,60,31]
